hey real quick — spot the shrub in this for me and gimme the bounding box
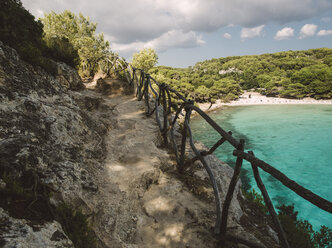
[44,36,80,68]
[131,48,158,72]
[242,188,268,215]
[0,0,45,65]
[277,204,332,248]
[243,189,332,248]
[0,1,80,72]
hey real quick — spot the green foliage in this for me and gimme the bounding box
[41,10,111,77]
[0,0,44,65]
[278,204,314,248]
[131,48,158,72]
[56,203,96,248]
[149,48,332,103]
[242,190,332,248]
[242,189,268,215]
[313,226,332,248]
[0,0,81,73]
[44,36,80,68]
[277,204,332,248]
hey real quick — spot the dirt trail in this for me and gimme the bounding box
[85,79,218,248]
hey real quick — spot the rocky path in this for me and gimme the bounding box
[80,77,281,248]
[84,79,219,248]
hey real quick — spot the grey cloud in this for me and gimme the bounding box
[111,29,205,59]
[21,0,332,55]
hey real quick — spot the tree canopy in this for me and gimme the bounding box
[150,48,332,102]
[0,0,80,71]
[41,10,112,77]
[0,0,45,66]
[131,48,158,72]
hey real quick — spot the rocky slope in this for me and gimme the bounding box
[0,41,279,248]
[0,41,111,247]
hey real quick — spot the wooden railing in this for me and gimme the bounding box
[107,57,332,248]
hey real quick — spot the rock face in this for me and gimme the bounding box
[0,41,110,247]
[0,208,73,248]
[55,62,85,91]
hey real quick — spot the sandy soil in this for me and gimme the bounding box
[198,91,332,113]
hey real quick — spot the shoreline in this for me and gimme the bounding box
[197,91,332,113]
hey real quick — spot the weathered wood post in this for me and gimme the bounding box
[220,139,245,242]
[179,100,194,171]
[137,70,144,101]
[144,74,151,115]
[249,151,290,248]
[160,83,168,145]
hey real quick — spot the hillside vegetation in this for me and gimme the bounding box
[0,0,113,77]
[150,48,332,102]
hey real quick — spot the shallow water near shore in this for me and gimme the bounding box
[190,104,332,230]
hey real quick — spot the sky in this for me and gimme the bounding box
[21,0,332,68]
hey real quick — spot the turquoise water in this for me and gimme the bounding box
[190,104,332,229]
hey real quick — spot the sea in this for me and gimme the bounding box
[190,104,332,230]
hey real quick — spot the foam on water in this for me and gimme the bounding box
[190,104,332,229]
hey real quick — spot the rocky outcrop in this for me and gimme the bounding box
[0,41,110,247]
[96,77,134,95]
[0,208,73,248]
[55,62,85,91]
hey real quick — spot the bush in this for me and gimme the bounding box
[242,188,268,215]
[243,189,332,248]
[277,204,332,248]
[0,1,80,72]
[44,36,80,68]
[131,48,158,72]
[0,0,45,65]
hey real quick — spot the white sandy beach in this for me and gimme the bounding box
[198,91,332,112]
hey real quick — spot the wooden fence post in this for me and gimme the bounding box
[220,139,245,241]
[179,105,191,171]
[249,151,290,248]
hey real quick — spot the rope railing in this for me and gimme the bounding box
[105,57,332,248]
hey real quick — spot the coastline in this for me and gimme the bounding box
[197,91,332,113]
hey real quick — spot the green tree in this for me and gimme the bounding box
[148,48,332,102]
[44,36,79,68]
[0,0,44,65]
[277,204,332,248]
[194,85,210,102]
[131,48,158,72]
[41,11,111,77]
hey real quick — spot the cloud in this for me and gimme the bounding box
[299,24,318,39]
[317,29,332,36]
[147,30,205,52]
[274,27,294,40]
[21,0,332,56]
[112,30,205,57]
[241,25,265,39]
[223,33,232,39]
